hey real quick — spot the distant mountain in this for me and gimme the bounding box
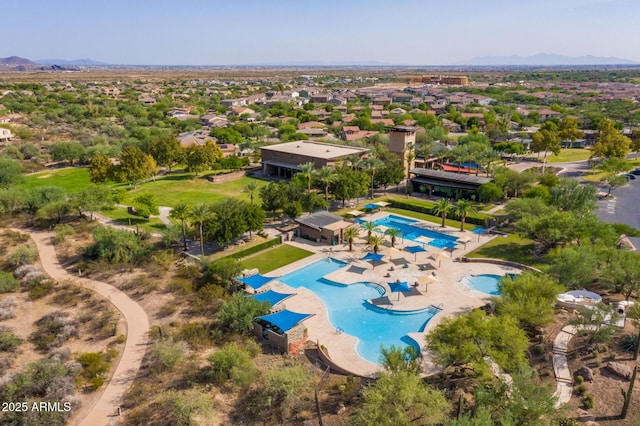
[0,56,36,65]
[255,60,396,66]
[36,58,110,66]
[458,53,638,66]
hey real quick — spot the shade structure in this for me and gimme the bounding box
[433,251,450,267]
[457,236,472,244]
[405,244,427,261]
[417,275,439,291]
[257,309,314,334]
[374,201,391,207]
[346,210,364,217]
[471,227,485,234]
[252,290,295,308]
[364,203,381,211]
[236,274,275,291]
[415,235,434,246]
[388,281,412,300]
[362,252,384,269]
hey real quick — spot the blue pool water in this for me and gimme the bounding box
[358,214,458,249]
[464,274,503,295]
[279,258,437,364]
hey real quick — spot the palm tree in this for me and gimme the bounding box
[364,157,383,199]
[169,202,191,251]
[454,200,478,232]
[244,181,258,204]
[299,161,315,193]
[384,228,402,248]
[405,141,415,180]
[347,154,362,170]
[368,234,383,254]
[433,199,452,228]
[362,221,379,243]
[343,227,360,252]
[190,203,213,256]
[315,166,335,202]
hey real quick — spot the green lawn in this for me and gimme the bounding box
[546,149,592,163]
[23,168,268,207]
[466,233,544,269]
[240,245,314,274]
[22,167,97,193]
[100,207,167,232]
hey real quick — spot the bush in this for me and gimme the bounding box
[583,394,595,409]
[0,296,17,320]
[26,275,55,299]
[0,271,19,293]
[29,311,78,351]
[621,334,638,353]
[53,224,75,244]
[575,375,584,384]
[83,226,148,265]
[8,244,38,268]
[612,223,640,237]
[207,342,259,388]
[576,384,587,395]
[152,338,188,371]
[176,322,211,348]
[557,417,580,426]
[77,352,110,390]
[0,326,22,352]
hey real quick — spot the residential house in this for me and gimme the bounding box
[327,96,347,105]
[201,113,229,127]
[178,130,217,148]
[392,92,413,104]
[138,95,156,105]
[441,118,462,133]
[372,96,392,106]
[100,87,120,98]
[537,109,563,122]
[221,99,247,107]
[390,107,407,115]
[310,93,331,103]
[230,106,255,116]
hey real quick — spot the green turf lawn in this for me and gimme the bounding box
[22,168,268,207]
[239,245,314,274]
[100,207,167,232]
[465,233,544,269]
[546,149,592,163]
[22,167,96,193]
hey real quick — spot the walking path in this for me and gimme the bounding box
[552,325,577,407]
[14,229,150,426]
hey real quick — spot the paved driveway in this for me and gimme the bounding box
[596,178,640,229]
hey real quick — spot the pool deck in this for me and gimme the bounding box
[261,215,523,378]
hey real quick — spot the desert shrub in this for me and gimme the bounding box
[157,302,177,318]
[0,326,22,352]
[0,271,19,293]
[8,244,38,268]
[77,352,110,390]
[53,224,75,244]
[155,389,216,426]
[176,263,201,279]
[92,309,118,338]
[14,264,39,279]
[26,275,55,299]
[575,375,584,384]
[576,384,587,395]
[164,278,193,295]
[122,275,157,294]
[176,322,211,348]
[152,338,188,372]
[0,296,17,320]
[29,311,78,351]
[557,417,580,426]
[149,249,175,270]
[621,334,638,353]
[83,226,148,265]
[216,293,270,334]
[583,394,595,409]
[207,342,259,388]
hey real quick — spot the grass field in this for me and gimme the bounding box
[546,148,592,163]
[466,233,544,269]
[23,168,268,207]
[100,207,167,232]
[240,245,314,274]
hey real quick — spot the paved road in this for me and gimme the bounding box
[16,229,150,426]
[596,178,640,229]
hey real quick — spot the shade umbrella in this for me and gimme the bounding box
[347,210,364,217]
[374,201,391,207]
[457,236,472,248]
[362,252,385,269]
[415,235,433,247]
[417,274,439,292]
[404,245,426,261]
[388,280,412,300]
[434,251,450,267]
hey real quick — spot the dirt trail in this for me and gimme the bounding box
[14,229,150,426]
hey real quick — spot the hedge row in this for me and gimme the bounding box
[226,236,282,260]
[387,199,491,227]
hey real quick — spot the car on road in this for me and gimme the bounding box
[632,168,640,176]
[623,174,636,180]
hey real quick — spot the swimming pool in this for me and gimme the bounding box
[464,274,503,295]
[358,214,458,249]
[279,258,437,365]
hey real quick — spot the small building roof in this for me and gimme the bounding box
[410,168,493,186]
[295,211,344,231]
[261,140,368,160]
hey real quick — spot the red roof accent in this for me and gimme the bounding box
[438,163,475,174]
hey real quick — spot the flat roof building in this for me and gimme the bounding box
[409,168,493,199]
[261,140,369,179]
[294,211,356,245]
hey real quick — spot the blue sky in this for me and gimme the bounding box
[3,0,639,65]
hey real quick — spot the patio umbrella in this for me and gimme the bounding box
[374,201,391,208]
[434,251,450,267]
[347,210,364,217]
[362,252,385,269]
[404,245,426,261]
[457,236,472,248]
[415,235,433,247]
[417,274,439,292]
[388,280,412,300]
